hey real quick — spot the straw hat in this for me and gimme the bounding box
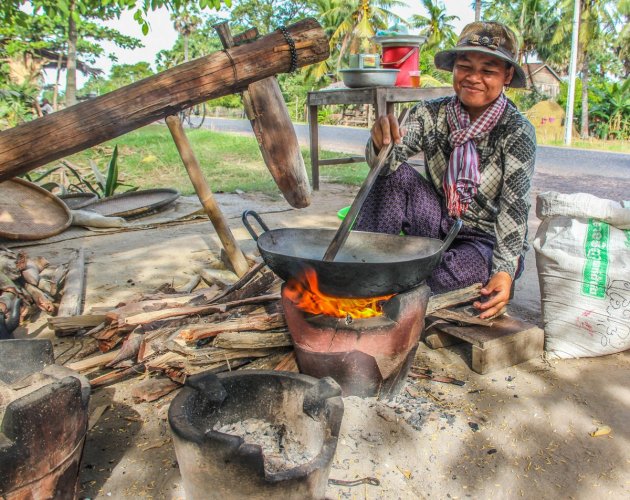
[434,22,526,88]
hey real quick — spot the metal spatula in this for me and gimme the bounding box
[322,107,411,262]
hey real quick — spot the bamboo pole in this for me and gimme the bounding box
[165,115,249,277]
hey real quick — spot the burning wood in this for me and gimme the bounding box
[284,268,394,319]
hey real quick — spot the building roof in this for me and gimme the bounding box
[523,62,562,82]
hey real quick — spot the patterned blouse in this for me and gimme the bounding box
[366,96,537,278]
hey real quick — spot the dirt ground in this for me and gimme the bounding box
[7,172,630,499]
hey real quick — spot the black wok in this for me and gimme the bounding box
[242,211,462,298]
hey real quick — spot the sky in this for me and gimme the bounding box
[61,0,477,90]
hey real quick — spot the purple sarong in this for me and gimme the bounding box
[354,163,496,293]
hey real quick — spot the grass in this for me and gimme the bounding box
[34,123,627,197]
[43,124,370,196]
[539,138,629,153]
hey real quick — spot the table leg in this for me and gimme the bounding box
[308,104,320,191]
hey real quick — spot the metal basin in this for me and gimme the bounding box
[340,68,399,88]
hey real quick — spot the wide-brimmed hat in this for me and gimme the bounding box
[434,22,526,88]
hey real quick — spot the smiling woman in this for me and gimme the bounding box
[355,21,537,320]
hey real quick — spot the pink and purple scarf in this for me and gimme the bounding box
[444,93,507,217]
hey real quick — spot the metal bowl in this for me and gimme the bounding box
[340,68,399,88]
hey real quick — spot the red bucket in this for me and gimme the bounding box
[374,35,425,87]
[381,45,419,87]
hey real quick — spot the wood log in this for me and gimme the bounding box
[215,22,311,209]
[179,311,286,342]
[47,313,107,333]
[0,18,329,181]
[166,115,250,277]
[426,283,482,315]
[240,350,292,370]
[66,350,119,372]
[54,249,85,335]
[120,292,280,326]
[213,330,292,349]
[132,377,181,403]
[429,308,494,327]
[274,351,299,372]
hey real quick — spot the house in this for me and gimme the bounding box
[523,63,562,98]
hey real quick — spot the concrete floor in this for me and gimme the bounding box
[9,179,630,499]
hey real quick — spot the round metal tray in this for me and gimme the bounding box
[0,178,72,240]
[83,188,180,218]
[58,192,98,210]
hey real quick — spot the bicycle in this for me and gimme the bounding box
[178,102,206,129]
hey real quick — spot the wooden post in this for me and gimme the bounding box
[165,115,249,277]
[214,22,311,208]
[0,18,329,182]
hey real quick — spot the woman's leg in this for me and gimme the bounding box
[355,163,442,237]
[354,163,496,293]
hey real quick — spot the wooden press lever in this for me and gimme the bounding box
[322,108,411,262]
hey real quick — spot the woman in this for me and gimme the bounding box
[356,22,536,319]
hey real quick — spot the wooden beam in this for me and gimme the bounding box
[0,18,329,181]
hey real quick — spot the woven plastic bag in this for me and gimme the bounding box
[533,192,630,359]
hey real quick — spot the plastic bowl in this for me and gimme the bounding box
[340,68,399,88]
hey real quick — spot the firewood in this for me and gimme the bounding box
[213,330,292,349]
[210,261,266,303]
[426,283,483,315]
[21,262,40,286]
[178,274,201,294]
[429,308,494,327]
[66,350,119,372]
[120,292,281,326]
[131,377,181,403]
[218,271,277,304]
[274,351,299,372]
[55,249,85,328]
[24,283,55,313]
[89,363,145,388]
[199,268,239,288]
[179,312,286,342]
[185,347,280,366]
[47,314,108,334]
[106,333,144,367]
[240,350,292,370]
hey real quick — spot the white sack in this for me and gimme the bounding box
[533,191,630,359]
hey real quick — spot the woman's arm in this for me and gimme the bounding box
[474,117,537,318]
[365,102,428,175]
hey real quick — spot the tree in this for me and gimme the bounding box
[553,0,619,137]
[3,1,232,107]
[228,0,311,35]
[411,0,459,51]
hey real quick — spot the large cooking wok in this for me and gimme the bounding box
[242,210,462,297]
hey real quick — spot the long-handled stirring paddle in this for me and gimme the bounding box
[322,107,411,262]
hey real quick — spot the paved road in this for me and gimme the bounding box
[200,117,630,180]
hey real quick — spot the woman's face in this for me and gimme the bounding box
[452,52,514,120]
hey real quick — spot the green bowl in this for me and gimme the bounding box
[337,205,404,235]
[337,206,351,220]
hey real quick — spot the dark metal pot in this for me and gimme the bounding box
[242,210,462,297]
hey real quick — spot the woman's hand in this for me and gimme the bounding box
[371,113,403,151]
[473,271,512,319]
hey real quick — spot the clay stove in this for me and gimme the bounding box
[0,339,90,499]
[282,280,431,398]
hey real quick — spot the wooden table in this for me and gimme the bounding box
[307,86,454,190]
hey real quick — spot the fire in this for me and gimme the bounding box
[284,268,394,319]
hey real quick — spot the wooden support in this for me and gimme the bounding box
[165,115,249,277]
[53,248,86,336]
[0,18,329,181]
[426,315,544,374]
[215,22,311,209]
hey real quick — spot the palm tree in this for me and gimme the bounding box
[410,0,459,51]
[553,0,619,137]
[171,6,202,62]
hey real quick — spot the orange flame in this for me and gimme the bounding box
[284,268,394,319]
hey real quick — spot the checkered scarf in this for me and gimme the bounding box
[444,93,507,217]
